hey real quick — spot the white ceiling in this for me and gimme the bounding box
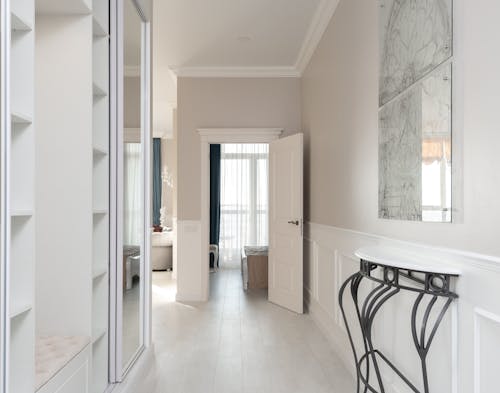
[153,0,339,77]
[149,0,339,138]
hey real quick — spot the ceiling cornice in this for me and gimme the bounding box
[171,66,300,78]
[169,0,340,78]
[294,0,340,74]
[197,128,283,143]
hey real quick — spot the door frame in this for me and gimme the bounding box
[198,128,283,301]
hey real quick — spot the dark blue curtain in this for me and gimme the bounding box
[209,144,221,268]
[152,138,162,226]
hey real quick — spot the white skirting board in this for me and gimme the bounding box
[304,222,500,393]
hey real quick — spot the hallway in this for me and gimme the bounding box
[150,269,354,393]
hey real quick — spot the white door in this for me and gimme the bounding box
[268,133,303,314]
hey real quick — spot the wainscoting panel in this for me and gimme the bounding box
[304,222,500,393]
[473,308,500,393]
[172,217,178,280]
[176,220,203,301]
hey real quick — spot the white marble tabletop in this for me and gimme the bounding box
[354,246,461,276]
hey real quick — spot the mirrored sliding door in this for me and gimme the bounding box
[110,0,151,382]
[121,0,143,372]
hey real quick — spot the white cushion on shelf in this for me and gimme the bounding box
[35,336,90,391]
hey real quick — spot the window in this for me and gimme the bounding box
[219,144,269,263]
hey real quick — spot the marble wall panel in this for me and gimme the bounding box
[379,0,452,106]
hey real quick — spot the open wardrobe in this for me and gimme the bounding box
[0,0,152,392]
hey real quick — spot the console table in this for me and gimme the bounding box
[339,246,460,393]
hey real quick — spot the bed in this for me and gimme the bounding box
[241,246,268,289]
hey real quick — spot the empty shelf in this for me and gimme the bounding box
[91,328,107,344]
[10,209,33,217]
[92,266,107,279]
[93,16,108,38]
[93,146,108,156]
[93,82,107,98]
[10,303,33,318]
[11,111,33,125]
[11,12,33,32]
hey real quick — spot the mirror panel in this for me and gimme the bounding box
[122,0,144,370]
[378,0,453,222]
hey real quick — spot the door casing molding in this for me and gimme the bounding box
[197,128,283,301]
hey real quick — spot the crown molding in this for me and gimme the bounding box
[295,0,340,74]
[171,66,300,78]
[168,0,339,78]
[197,128,283,142]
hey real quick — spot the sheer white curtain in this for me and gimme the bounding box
[219,144,269,266]
[124,143,142,245]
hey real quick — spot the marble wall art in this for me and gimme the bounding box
[378,0,453,222]
[379,0,453,106]
[379,84,423,220]
[379,64,452,221]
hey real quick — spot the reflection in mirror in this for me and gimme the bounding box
[421,65,452,222]
[378,0,452,222]
[122,0,143,370]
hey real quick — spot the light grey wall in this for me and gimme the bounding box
[301,0,500,256]
[124,76,141,128]
[177,77,301,220]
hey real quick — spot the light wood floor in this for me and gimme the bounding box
[149,268,355,393]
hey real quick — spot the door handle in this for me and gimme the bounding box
[287,220,300,226]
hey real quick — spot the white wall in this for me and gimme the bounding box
[35,15,93,336]
[301,0,500,392]
[177,77,301,220]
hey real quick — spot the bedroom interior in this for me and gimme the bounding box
[210,143,270,287]
[1,0,500,392]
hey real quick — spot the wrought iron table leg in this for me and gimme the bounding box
[339,262,457,393]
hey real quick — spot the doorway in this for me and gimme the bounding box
[211,143,270,289]
[199,129,304,313]
[198,128,282,301]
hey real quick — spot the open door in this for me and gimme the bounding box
[268,133,303,314]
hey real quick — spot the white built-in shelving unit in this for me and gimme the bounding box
[8,0,35,392]
[34,0,110,392]
[1,0,111,391]
[92,0,110,392]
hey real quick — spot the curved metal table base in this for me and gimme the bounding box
[339,259,458,393]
